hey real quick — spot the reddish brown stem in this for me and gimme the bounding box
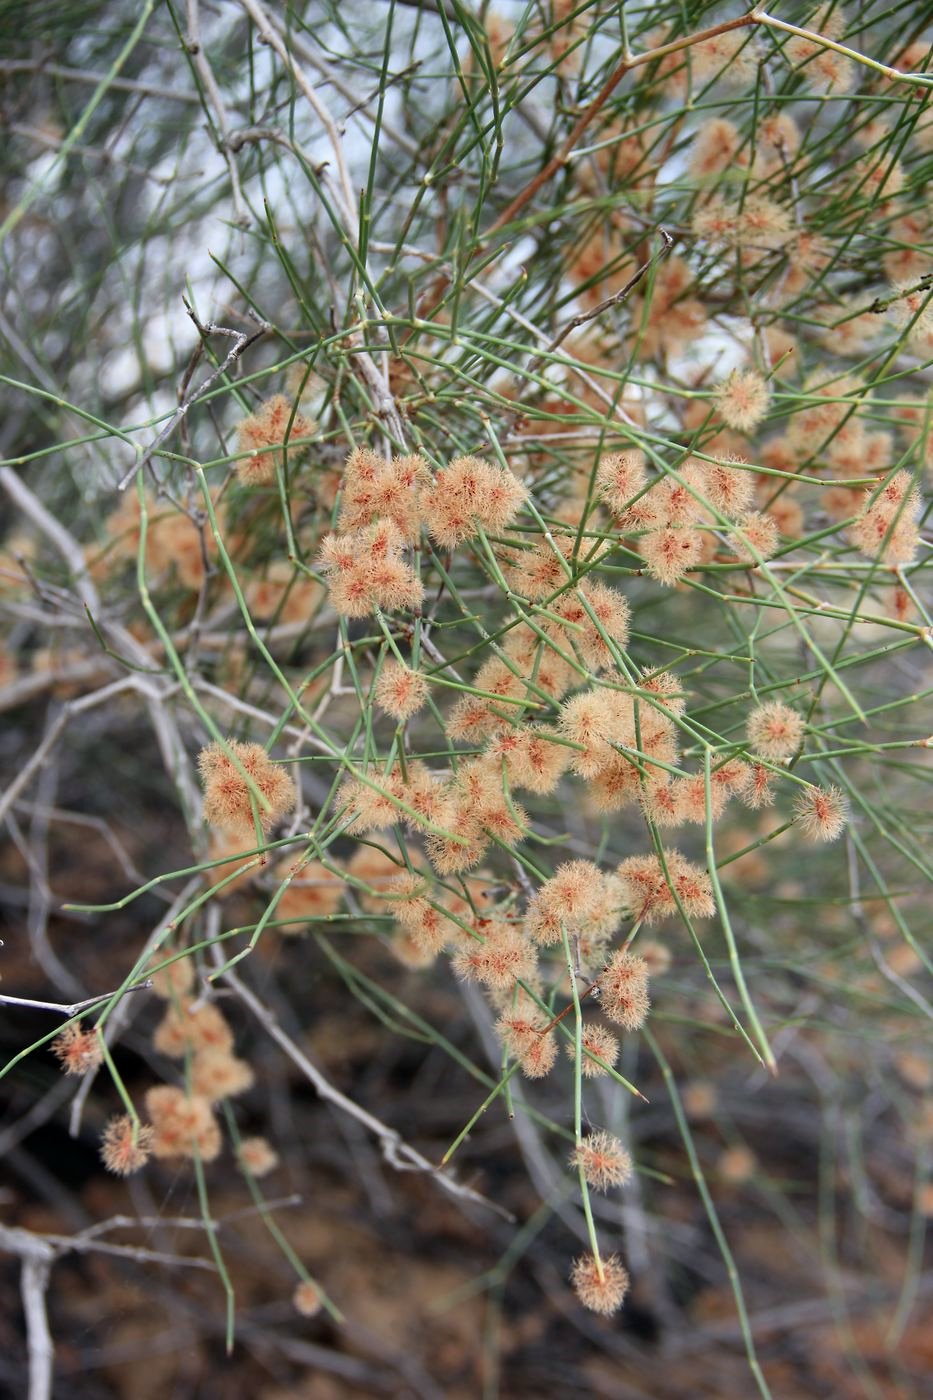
[485,11,762,240]
[537,975,602,1035]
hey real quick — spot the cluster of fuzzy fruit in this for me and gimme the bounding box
[374,856,671,1321]
[317,447,527,618]
[198,739,297,837]
[850,470,923,565]
[592,445,779,587]
[92,487,222,593]
[235,393,317,486]
[51,954,278,1180]
[144,959,276,1175]
[371,856,693,1075]
[340,646,843,887]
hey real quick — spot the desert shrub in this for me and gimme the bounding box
[1,2,931,1395]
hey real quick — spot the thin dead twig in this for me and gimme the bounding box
[0,981,152,1017]
[237,0,356,227]
[41,1233,217,1271]
[279,21,419,159]
[184,0,250,227]
[8,122,172,183]
[0,58,202,103]
[116,304,269,490]
[214,956,515,1221]
[13,802,151,891]
[0,677,149,827]
[0,467,200,817]
[498,228,675,438]
[0,466,100,613]
[546,228,675,356]
[0,1225,55,1400]
[468,280,641,433]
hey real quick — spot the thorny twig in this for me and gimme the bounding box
[116,305,270,490]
